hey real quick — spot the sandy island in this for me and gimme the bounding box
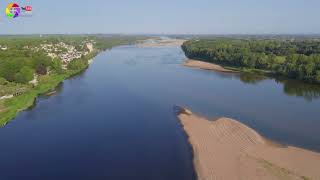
[177,107,320,180]
[184,59,238,73]
[137,38,186,48]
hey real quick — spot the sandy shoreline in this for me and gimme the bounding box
[177,107,320,180]
[184,59,238,73]
[137,38,186,48]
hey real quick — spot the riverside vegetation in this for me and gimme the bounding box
[182,38,320,84]
[0,35,143,126]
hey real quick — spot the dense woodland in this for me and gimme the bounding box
[0,50,56,84]
[182,39,320,83]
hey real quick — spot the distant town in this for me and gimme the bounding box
[24,40,95,68]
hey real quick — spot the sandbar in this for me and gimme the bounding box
[177,107,320,180]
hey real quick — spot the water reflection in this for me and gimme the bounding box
[239,74,320,101]
[239,73,268,84]
[278,79,320,101]
[219,71,320,101]
[211,71,268,85]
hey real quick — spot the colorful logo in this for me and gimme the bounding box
[6,3,21,18]
[21,5,33,16]
[22,6,32,12]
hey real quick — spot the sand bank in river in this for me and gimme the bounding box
[184,59,238,73]
[177,108,320,180]
[137,38,186,48]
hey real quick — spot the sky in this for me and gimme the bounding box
[0,0,319,34]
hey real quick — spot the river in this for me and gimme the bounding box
[0,43,320,179]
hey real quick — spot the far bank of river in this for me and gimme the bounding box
[183,59,320,102]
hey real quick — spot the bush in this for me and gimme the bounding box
[51,58,64,74]
[0,77,7,85]
[67,58,88,70]
[317,71,320,83]
[15,66,34,83]
[36,64,47,75]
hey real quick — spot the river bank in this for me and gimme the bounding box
[177,107,320,180]
[183,59,239,73]
[1,51,103,126]
[0,65,88,127]
[0,36,145,127]
[183,58,273,76]
[181,39,320,84]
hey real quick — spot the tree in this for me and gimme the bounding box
[51,58,64,74]
[31,53,52,69]
[181,39,320,84]
[67,58,87,70]
[36,64,47,75]
[316,71,320,83]
[15,66,34,83]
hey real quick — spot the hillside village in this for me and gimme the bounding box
[24,40,95,65]
[0,39,96,100]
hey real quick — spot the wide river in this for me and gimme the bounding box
[1,43,320,179]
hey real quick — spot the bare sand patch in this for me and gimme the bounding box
[137,38,186,48]
[177,107,320,180]
[184,59,238,73]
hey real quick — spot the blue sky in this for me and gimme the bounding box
[0,0,319,34]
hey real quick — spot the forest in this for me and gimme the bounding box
[182,39,320,83]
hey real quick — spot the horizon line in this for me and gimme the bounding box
[1,33,320,36]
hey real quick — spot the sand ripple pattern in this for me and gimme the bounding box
[178,109,320,180]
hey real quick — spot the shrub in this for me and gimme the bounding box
[0,77,7,85]
[51,58,64,74]
[316,71,320,83]
[36,64,47,75]
[15,66,34,83]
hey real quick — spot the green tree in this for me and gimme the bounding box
[67,58,87,70]
[51,58,64,74]
[15,66,34,83]
[181,39,320,84]
[316,71,320,82]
